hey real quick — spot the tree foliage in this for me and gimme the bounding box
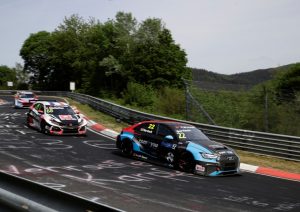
[122,82,155,107]
[0,64,30,89]
[20,31,52,90]
[273,63,300,101]
[20,12,189,94]
[0,65,16,88]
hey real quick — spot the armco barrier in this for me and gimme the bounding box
[0,171,121,211]
[1,90,300,162]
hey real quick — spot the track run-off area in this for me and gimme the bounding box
[0,95,299,212]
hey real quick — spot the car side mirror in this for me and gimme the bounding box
[165,135,174,140]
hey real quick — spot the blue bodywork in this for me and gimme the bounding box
[117,123,240,177]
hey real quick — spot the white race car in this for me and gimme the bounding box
[27,101,87,135]
[14,91,38,108]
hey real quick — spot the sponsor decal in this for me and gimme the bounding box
[140,128,153,134]
[161,141,172,148]
[175,126,195,129]
[227,156,235,161]
[133,153,148,160]
[149,142,158,149]
[59,115,74,121]
[209,144,224,149]
[219,151,233,155]
[138,139,148,145]
[195,164,205,172]
[166,152,174,163]
[176,129,192,133]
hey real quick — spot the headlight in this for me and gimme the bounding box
[50,118,61,125]
[78,118,86,125]
[201,153,218,159]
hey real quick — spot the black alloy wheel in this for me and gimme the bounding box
[26,115,32,127]
[40,121,47,134]
[121,140,133,157]
[178,152,196,173]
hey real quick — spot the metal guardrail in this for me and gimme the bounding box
[0,171,121,211]
[1,90,300,162]
[64,92,300,162]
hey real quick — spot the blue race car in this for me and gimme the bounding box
[116,120,240,176]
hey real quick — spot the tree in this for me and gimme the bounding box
[48,14,90,90]
[274,63,300,102]
[131,19,189,88]
[0,65,16,89]
[13,63,30,89]
[20,31,52,90]
[20,12,189,94]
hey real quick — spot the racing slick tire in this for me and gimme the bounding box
[26,115,32,127]
[121,139,133,157]
[178,151,196,173]
[40,121,48,134]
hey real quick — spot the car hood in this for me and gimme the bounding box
[19,98,36,102]
[50,114,79,125]
[187,139,232,154]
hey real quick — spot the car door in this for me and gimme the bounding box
[156,124,178,164]
[134,122,161,157]
[30,103,44,127]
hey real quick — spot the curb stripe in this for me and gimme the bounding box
[256,167,300,181]
[79,110,118,138]
[91,123,106,131]
[240,163,259,172]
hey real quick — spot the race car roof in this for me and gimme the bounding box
[37,101,69,107]
[134,120,196,129]
[17,91,35,95]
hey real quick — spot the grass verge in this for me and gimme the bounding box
[67,98,300,174]
[67,98,128,132]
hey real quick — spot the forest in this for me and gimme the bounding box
[19,12,189,95]
[0,12,299,136]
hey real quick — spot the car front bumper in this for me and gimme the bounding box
[195,160,240,176]
[46,125,87,135]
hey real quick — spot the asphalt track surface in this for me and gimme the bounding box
[0,95,299,212]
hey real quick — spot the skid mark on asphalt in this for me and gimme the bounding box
[0,151,25,160]
[83,140,116,150]
[0,159,200,188]
[41,183,66,190]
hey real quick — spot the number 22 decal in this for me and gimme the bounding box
[148,124,155,130]
[177,132,186,139]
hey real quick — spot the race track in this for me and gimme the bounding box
[0,95,299,212]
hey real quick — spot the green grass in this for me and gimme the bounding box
[65,97,300,174]
[66,98,129,132]
[237,150,300,174]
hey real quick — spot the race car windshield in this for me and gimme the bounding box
[172,125,210,141]
[46,106,75,115]
[20,94,34,98]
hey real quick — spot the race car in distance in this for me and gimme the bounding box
[14,91,38,108]
[116,120,240,176]
[27,101,87,135]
